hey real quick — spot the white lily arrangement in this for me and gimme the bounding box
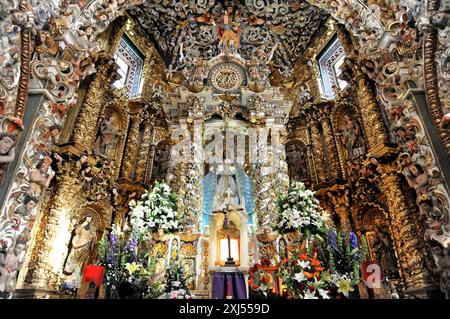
[129,181,181,234]
[275,182,327,235]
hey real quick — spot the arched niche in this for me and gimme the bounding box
[331,101,367,163]
[92,100,128,178]
[353,203,400,280]
[285,139,309,182]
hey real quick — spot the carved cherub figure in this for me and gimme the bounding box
[0,243,25,293]
[0,133,16,163]
[29,157,55,197]
[404,162,429,199]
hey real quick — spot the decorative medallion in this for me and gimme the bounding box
[208,62,246,92]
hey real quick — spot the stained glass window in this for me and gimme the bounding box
[112,35,145,98]
[317,36,348,99]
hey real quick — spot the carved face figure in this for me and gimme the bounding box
[408,164,420,177]
[12,12,27,25]
[0,135,14,154]
[24,200,36,213]
[14,244,24,256]
[39,161,50,173]
[50,127,60,137]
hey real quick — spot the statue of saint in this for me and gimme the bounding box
[213,165,241,211]
[63,215,97,278]
[217,7,240,50]
[93,115,117,158]
[372,230,397,279]
[339,114,366,159]
[286,143,308,181]
[151,142,170,180]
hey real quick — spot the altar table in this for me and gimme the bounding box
[211,271,248,299]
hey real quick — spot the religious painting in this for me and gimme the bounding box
[93,110,119,159]
[285,140,309,181]
[151,140,170,181]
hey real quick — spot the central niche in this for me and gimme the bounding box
[207,61,247,93]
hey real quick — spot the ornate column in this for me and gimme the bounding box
[319,105,341,179]
[273,126,289,196]
[182,118,204,231]
[72,54,118,151]
[30,151,84,290]
[121,105,142,179]
[377,161,431,291]
[307,113,326,182]
[353,68,388,150]
[135,110,155,183]
[248,121,278,232]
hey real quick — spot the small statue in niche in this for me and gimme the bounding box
[151,142,170,180]
[93,115,117,158]
[0,132,16,163]
[286,142,308,181]
[63,215,97,277]
[372,229,397,279]
[339,114,366,159]
[28,156,55,197]
[0,242,25,294]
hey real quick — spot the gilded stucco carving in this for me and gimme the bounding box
[0,0,448,299]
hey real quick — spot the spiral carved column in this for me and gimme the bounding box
[72,55,118,151]
[121,111,142,179]
[135,113,155,183]
[319,107,341,179]
[378,162,431,291]
[354,69,388,149]
[30,161,81,289]
[308,114,326,182]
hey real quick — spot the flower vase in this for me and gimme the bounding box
[284,229,302,243]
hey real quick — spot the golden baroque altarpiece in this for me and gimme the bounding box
[0,0,448,299]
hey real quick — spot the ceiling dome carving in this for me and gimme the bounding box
[128,0,328,76]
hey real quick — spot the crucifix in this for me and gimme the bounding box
[222,204,237,266]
